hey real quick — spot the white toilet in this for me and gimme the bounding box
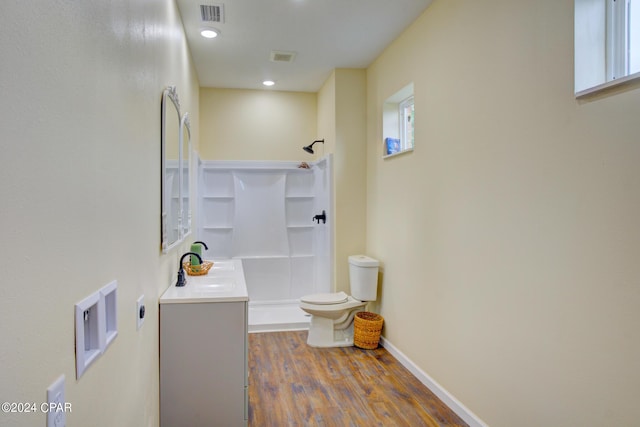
[300,255,380,347]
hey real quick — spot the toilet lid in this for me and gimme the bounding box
[300,291,349,305]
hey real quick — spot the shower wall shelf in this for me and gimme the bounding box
[201,160,315,171]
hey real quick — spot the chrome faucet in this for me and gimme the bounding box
[176,252,202,287]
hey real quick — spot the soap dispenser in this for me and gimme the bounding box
[190,241,208,266]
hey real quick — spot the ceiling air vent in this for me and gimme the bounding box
[270,50,297,63]
[200,4,224,23]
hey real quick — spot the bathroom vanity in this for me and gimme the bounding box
[159,259,249,427]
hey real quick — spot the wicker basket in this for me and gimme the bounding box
[182,260,213,276]
[353,311,384,349]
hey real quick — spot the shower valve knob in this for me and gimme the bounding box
[313,210,326,224]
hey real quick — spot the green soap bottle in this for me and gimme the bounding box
[190,244,202,266]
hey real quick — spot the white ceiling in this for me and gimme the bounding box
[177,0,433,92]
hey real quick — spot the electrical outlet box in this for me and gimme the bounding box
[101,280,118,348]
[46,375,66,427]
[75,292,104,378]
[136,295,145,330]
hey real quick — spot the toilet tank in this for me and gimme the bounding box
[349,255,380,301]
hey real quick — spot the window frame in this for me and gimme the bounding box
[382,83,414,159]
[575,0,640,97]
[399,95,415,154]
[607,0,629,80]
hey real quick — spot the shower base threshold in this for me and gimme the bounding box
[248,300,310,333]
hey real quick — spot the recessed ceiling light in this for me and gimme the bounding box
[200,28,219,38]
[262,80,275,87]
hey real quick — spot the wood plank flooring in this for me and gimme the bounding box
[248,331,468,427]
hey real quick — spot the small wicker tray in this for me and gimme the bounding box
[182,260,213,276]
[354,311,384,349]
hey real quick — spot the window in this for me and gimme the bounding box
[628,0,640,73]
[607,0,640,79]
[575,0,640,96]
[399,96,415,152]
[383,83,414,158]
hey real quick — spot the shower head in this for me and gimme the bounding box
[303,139,324,154]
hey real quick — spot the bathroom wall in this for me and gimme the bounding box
[317,69,368,292]
[0,1,199,426]
[199,88,317,161]
[317,73,339,287]
[366,1,640,426]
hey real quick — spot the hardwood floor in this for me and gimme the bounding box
[248,331,468,427]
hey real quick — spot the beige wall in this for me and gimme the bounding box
[199,88,317,160]
[0,1,199,426]
[317,72,337,158]
[366,1,640,426]
[317,72,338,286]
[318,70,367,291]
[334,70,368,291]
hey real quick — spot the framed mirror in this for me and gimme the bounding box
[180,112,192,239]
[161,86,182,253]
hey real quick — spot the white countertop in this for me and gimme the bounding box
[159,259,249,304]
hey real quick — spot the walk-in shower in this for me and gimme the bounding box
[197,155,333,332]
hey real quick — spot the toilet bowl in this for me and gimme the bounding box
[300,255,380,347]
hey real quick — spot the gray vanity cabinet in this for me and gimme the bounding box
[160,301,248,427]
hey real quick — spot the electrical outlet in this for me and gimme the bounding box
[46,375,66,427]
[136,295,145,330]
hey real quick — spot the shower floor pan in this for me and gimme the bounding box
[248,300,310,333]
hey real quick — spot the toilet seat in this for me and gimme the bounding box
[300,291,348,305]
[299,295,368,347]
[300,295,366,317]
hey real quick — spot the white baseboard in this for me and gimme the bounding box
[379,336,489,427]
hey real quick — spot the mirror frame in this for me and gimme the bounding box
[180,112,192,239]
[161,85,183,253]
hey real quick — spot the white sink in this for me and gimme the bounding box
[189,275,236,291]
[160,258,248,304]
[208,260,235,271]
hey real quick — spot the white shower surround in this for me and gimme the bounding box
[197,156,333,331]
